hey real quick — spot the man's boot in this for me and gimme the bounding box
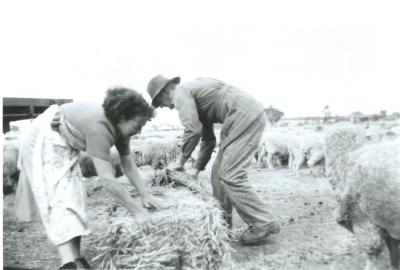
[224,213,233,230]
[240,221,280,246]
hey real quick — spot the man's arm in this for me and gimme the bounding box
[174,88,203,166]
[195,124,217,172]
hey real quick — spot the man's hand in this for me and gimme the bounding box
[167,161,185,172]
[167,154,186,172]
[187,169,200,180]
[187,169,208,190]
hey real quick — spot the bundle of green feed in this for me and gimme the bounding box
[93,184,234,269]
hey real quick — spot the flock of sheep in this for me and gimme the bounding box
[3,120,400,270]
[256,122,400,270]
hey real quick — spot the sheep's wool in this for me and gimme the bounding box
[325,123,400,240]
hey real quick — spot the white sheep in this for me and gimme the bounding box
[325,124,400,270]
[364,124,399,143]
[257,132,290,169]
[386,126,400,141]
[130,138,182,170]
[3,137,20,194]
[78,138,182,177]
[289,132,326,177]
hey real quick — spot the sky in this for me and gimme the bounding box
[1,0,399,125]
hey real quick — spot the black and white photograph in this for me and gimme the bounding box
[1,1,400,269]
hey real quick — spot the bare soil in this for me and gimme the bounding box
[2,162,390,269]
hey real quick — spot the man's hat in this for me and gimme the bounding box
[147,75,180,107]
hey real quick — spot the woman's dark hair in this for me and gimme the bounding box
[103,87,155,124]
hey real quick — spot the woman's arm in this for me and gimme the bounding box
[120,154,159,210]
[120,154,147,196]
[91,157,146,216]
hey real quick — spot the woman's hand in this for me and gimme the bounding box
[133,211,152,233]
[141,193,160,211]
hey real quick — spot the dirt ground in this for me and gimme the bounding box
[2,159,391,269]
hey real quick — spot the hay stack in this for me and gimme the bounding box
[93,187,233,270]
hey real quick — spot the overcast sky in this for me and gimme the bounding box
[1,0,399,124]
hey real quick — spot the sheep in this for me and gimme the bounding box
[78,138,182,178]
[289,132,326,177]
[257,132,290,169]
[387,126,400,140]
[3,137,20,195]
[364,125,400,143]
[390,126,400,135]
[256,143,287,168]
[325,124,400,270]
[130,138,182,170]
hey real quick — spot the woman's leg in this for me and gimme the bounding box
[57,237,80,265]
[74,236,81,256]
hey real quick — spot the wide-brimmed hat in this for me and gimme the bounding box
[147,75,181,107]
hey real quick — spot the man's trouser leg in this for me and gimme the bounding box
[217,115,277,229]
[211,150,233,229]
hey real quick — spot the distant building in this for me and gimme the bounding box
[3,97,73,133]
[350,112,369,123]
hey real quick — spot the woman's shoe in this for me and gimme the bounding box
[59,262,77,269]
[75,257,92,269]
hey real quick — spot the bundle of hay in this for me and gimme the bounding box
[92,187,233,270]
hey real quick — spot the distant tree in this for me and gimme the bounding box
[380,110,387,118]
[322,105,331,123]
[265,106,284,125]
[351,111,364,117]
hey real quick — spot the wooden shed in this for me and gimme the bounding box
[3,97,73,133]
